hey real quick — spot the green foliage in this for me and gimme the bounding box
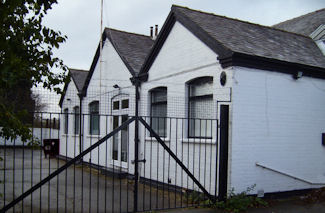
[185,190,208,204]
[0,0,68,141]
[27,137,42,148]
[215,185,268,213]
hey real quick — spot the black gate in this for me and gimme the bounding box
[0,87,230,212]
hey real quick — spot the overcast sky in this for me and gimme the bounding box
[39,0,325,112]
[44,0,325,71]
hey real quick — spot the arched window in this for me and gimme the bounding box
[188,77,213,138]
[89,101,99,135]
[73,106,80,134]
[64,108,69,134]
[150,87,167,137]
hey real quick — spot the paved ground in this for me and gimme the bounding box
[0,148,189,212]
[1,148,324,213]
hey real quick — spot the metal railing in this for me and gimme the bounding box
[0,112,220,212]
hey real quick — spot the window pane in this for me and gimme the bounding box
[189,77,213,97]
[188,77,213,138]
[74,106,80,134]
[151,88,167,137]
[121,115,128,162]
[64,108,68,134]
[152,90,167,103]
[89,101,99,135]
[113,116,119,160]
[113,101,119,110]
[121,99,129,109]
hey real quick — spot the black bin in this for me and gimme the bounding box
[43,139,59,158]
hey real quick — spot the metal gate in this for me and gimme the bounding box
[0,90,230,213]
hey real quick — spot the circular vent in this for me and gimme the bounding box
[220,71,226,86]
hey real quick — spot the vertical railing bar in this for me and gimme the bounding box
[174,118,178,208]
[156,117,159,210]
[47,114,51,213]
[215,120,219,199]
[192,118,196,207]
[81,114,84,212]
[64,112,68,213]
[198,119,202,199]
[119,117,122,213]
[3,136,6,208]
[104,115,108,213]
[209,120,213,196]
[149,117,153,210]
[31,113,34,213]
[161,117,165,209]
[47,112,52,213]
[181,118,184,208]
[89,137,92,213]
[134,82,140,213]
[186,118,190,208]
[73,114,76,213]
[119,128,122,213]
[142,116,146,211]
[57,113,60,213]
[126,114,130,213]
[167,117,171,209]
[204,119,208,203]
[97,122,100,213]
[112,121,115,213]
[40,112,43,213]
[209,120,214,196]
[22,118,25,213]
[13,137,16,213]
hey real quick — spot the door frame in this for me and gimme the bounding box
[110,94,130,168]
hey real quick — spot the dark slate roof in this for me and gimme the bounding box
[70,69,88,92]
[273,8,325,36]
[81,28,153,96]
[140,5,325,80]
[106,28,154,74]
[59,69,88,107]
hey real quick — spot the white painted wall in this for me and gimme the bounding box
[139,21,232,194]
[60,79,81,158]
[231,66,325,194]
[76,38,136,171]
[58,20,325,197]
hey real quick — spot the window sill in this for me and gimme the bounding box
[180,138,216,144]
[145,137,170,143]
[86,135,102,139]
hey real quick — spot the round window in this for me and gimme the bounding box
[220,71,226,86]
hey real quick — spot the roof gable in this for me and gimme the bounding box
[273,8,325,36]
[59,69,88,107]
[139,5,325,79]
[70,69,88,92]
[81,28,153,96]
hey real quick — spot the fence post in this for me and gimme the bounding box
[218,105,229,201]
[133,78,140,212]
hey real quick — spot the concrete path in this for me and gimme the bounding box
[0,148,186,212]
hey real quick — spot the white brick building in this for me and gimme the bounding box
[59,6,325,197]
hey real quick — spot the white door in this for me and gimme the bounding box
[111,98,129,168]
